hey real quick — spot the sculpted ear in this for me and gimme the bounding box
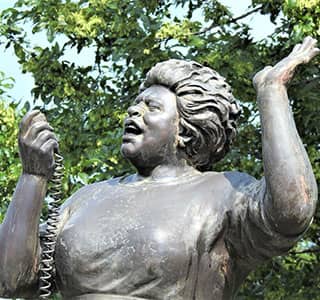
[178,136,185,148]
[177,135,191,148]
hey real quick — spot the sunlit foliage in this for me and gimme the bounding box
[0,0,319,298]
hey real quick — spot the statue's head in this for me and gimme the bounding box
[121,59,241,173]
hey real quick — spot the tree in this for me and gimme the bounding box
[0,72,22,223]
[0,0,319,298]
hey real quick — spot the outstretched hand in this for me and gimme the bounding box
[253,36,319,90]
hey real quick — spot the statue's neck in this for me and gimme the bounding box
[133,161,199,182]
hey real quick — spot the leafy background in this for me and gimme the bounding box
[0,0,319,298]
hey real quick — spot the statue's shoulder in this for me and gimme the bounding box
[202,170,257,188]
[194,171,258,211]
[222,171,258,187]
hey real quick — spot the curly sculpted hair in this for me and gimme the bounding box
[140,59,241,171]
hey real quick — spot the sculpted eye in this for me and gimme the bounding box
[146,101,161,111]
[149,105,161,111]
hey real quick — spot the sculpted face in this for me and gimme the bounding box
[121,85,179,173]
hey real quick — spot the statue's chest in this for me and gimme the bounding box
[54,179,226,297]
[80,200,177,254]
[59,183,195,255]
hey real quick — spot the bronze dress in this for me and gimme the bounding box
[51,171,300,300]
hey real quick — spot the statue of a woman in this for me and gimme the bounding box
[0,37,318,300]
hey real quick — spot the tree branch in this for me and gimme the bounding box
[195,5,264,36]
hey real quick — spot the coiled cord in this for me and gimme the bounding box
[39,152,64,299]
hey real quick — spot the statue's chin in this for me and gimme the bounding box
[121,142,135,158]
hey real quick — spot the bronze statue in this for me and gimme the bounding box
[0,37,318,300]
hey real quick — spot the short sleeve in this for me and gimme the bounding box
[225,174,304,265]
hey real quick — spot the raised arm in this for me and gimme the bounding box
[253,37,319,236]
[0,110,57,298]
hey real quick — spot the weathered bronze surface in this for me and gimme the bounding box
[0,37,318,300]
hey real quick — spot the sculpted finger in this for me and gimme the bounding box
[19,110,40,134]
[32,130,57,148]
[32,112,47,124]
[307,47,320,60]
[300,36,317,52]
[300,46,320,64]
[25,121,53,139]
[289,43,301,56]
[40,139,59,154]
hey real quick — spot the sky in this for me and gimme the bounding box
[0,0,277,105]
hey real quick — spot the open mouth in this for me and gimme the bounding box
[124,119,143,136]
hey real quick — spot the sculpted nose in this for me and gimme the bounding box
[127,103,144,117]
[127,106,139,117]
